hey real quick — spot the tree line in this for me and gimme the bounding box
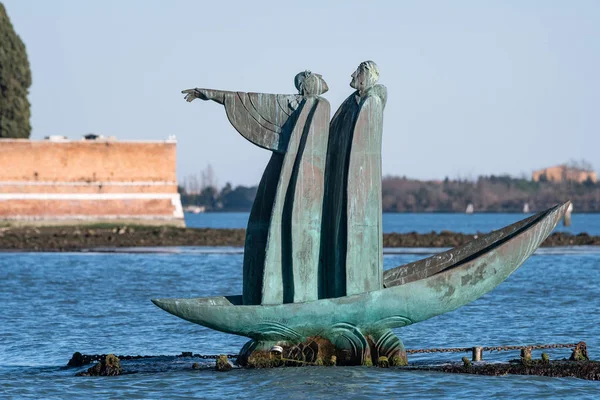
[179,182,257,211]
[381,175,599,212]
[179,173,600,213]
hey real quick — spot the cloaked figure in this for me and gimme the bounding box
[183,72,330,305]
[321,61,387,298]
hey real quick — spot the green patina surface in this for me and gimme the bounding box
[184,72,331,306]
[182,63,387,307]
[164,62,569,366]
[153,202,568,365]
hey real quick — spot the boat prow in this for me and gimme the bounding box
[152,202,570,341]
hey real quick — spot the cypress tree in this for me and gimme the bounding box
[0,2,32,138]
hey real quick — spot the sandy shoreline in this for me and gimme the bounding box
[0,225,598,251]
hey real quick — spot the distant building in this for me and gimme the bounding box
[532,164,597,183]
[0,136,184,226]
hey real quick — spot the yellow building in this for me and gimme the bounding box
[532,164,597,183]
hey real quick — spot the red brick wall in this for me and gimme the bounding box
[0,198,175,216]
[0,140,176,183]
[0,139,184,225]
[0,184,177,194]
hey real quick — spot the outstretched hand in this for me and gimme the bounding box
[182,88,210,102]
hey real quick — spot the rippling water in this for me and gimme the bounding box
[185,212,600,235]
[1,245,599,398]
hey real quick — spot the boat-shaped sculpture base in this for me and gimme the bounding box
[237,329,406,367]
[152,202,569,367]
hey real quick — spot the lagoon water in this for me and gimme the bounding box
[1,213,600,398]
[185,212,600,235]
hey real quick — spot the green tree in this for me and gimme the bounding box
[220,185,257,210]
[0,2,32,138]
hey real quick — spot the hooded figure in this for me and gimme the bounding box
[320,61,387,298]
[183,71,330,305]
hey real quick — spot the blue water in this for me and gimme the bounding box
[1,245,599,398]
[185,212,600,235]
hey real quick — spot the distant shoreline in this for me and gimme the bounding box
[0,226,598,251]
[186,211,599,214]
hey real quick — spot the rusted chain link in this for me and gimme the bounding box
[70,342,586,366]
[68,351,238,367]
[115,353,239,359]
[407,347,471,354]
[482,342,584,353]
[406,342,585,354]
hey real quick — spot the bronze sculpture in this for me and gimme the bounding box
[182,71,330,305]
[321,60,386,298]
[153,62,570,366]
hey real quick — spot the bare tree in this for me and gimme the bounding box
[567,159,594,171]
[201,164,218,190]
[184,174,202,195]
[579,159,594,172]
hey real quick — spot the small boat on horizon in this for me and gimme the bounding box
[184,205,206,214]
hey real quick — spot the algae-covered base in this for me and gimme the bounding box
[404,360,600,381]
[215,355,233,372]
[75,354,123,376]
[237,335,407,368]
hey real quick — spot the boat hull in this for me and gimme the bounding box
[152,202,569,342]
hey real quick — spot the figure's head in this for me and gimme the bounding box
[350,61,379,92]
[295,71,328,96]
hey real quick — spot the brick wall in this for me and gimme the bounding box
[0,140,176,182]
[0,139,184,226]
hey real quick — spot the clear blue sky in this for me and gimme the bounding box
[4,0,599,186]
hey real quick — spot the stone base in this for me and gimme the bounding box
[236,329,407,368]
[75,354,123,376]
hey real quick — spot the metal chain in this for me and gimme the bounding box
[70,353,238,364]
[72,342,585,363]
[407,347,471,354]
[406,342,584,354]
